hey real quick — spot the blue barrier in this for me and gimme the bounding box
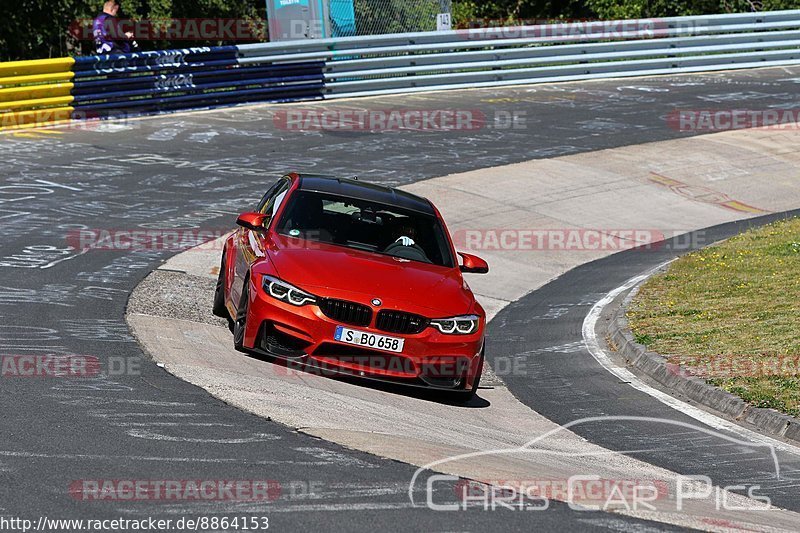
[71,62,325,95]
[71,47,238,70]
[72,82,325,113]
[72,73,325,104]
[68,46,325,118]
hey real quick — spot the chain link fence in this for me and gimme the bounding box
[329,0,452,37]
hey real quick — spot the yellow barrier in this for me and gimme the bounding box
[0,95,75,112]
[0,57,75,130]
[0,58,75,78]
[0,83,74,103]
[0,71,75,87]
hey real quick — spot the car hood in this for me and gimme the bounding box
[265,236,473,316]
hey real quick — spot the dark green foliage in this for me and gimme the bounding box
[451,0,798,25]
[0,0,264,61]
[2,0,799,61]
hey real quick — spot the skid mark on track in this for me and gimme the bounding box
[90,411,214,418]
[0,285,75,306]
[51,380,134,393]
[60,319,135,342]
[577,517,667,533]
[293,447,378,469]
[147,128,179,142]
[188,131,219,143]
[114,422,236,428]
[51,395,198,408]
[528,306,570,320]
[322,482,410,499]
[648,172,770,214]
[519,341,586,356]
[127,428,281,444]
[0,450,330,466]
[84,405,282,444]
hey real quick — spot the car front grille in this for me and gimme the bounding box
[376,310,429,335]
[318,298,372,327]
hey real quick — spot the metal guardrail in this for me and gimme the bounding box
[2,10,800,130]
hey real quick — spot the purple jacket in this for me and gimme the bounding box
[93,13,132,54]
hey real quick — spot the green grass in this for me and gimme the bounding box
[627,217,800,417]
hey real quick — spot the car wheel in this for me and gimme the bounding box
[233,277,249,352]
[212,254,229,319]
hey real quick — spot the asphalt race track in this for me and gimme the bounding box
[489,212,800,513]
[2,66,800,531]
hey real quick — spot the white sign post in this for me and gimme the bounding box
[436,13,452,32]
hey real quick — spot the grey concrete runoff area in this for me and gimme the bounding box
[1,66,800,531]
[130,122,800,531]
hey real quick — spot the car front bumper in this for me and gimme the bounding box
[241,283,484,391]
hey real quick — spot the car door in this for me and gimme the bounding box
[230,177,291,311]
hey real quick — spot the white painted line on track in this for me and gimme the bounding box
[582,261,800,458]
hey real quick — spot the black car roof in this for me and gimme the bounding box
[295,175,435,215]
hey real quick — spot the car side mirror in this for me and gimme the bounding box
[236,212,268,232]
[458,252,489,274]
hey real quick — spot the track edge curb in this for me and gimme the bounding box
[603,274,800,445]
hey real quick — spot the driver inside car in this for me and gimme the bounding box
[384,221,430,263]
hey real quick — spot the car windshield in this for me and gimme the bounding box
[276,190,454,268]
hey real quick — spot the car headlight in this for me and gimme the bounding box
[430,315,480,335]
[262,275,316,306]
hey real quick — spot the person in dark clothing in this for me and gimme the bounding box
[93,0,137,54]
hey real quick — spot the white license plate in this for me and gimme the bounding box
[334,326,404,353]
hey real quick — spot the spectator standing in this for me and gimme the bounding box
[93,0,137,54]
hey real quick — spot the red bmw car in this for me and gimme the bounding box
[213,173,489,400]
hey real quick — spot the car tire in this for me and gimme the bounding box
[233,277,249,352]
[212,254,229,319]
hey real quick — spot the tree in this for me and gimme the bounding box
[3,0,800,61]
[0,0,266,61]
